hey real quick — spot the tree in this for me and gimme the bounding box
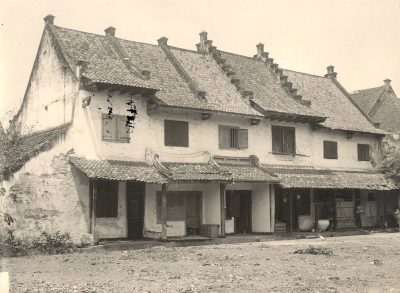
[381,142,400,185]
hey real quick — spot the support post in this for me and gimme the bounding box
[91,180,97,244]
[270,184,275,232]
[289,190,293,233]
[220,183,226,237]
[161,183,168,241]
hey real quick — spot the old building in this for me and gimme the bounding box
[2,15,398,244]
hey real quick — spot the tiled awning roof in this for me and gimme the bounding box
[164,162,231,182]
[69,156,169,184]
[265,165,397,190]
[214,155,279,183]
[1,123,71,181]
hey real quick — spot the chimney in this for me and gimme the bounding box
[197,31,213,53]
[384,79,391,86]
[256,43,264,58]
[157,37,168,46]
[43,14,55,25]
[105,26,116,37]
[324,65,337,79]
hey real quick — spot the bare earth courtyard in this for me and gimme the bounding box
[2,233,400,293]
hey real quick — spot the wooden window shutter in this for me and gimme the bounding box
[102,115,117,142]
[238,129,248,149]
[323,141,338,159]
[164,120,189,147]
[282,128,295,154]
[117,116,130,142]
[219,126,231,149]
[272,126,283,153]
[357,144,370,161]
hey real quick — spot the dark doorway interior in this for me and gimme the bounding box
[126,182,145,240]
[226,190,252,234]
[185,192,202,235]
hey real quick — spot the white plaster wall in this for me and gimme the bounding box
[74,91,380,171]
[311,128,379,170]
[20,29,77,134]
[95,181,127,239]
[227,182,272,233]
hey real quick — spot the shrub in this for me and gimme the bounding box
[0,229,29,257]
[35,231,73,254]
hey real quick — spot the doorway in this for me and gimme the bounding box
[226,190,252,234]
[126,182,145,240]
[185,192,202,235]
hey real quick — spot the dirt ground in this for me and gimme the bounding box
[2,233,400,293]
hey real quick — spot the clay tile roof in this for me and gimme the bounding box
[282,69,385,134]
[350,86,385,114]
[264,164,396,190]
[50,25,261,117]
[163,162,231,182]
[69,156,168,184]
[351,86,400,134]
[1,123,71,181]
[218,51,321,119]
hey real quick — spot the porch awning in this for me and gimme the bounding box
[164,162,232,182]
[214,155,279,183]
[69,156,169,184]
[264,165,397,190]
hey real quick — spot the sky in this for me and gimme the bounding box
[1,0,400,126]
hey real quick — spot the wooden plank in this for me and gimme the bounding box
[220,183,226,237]
[161,183,168,241]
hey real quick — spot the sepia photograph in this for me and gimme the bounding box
[1,0,400,292]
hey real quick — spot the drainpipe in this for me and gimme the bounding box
[220,183,226,237]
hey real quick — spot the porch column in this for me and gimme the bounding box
[220,183,226,237]
[270,184,275,232]
[91,180,98,244]
[310,189,315,227]
[161,183,169,241]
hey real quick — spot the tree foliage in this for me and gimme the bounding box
[381,143,400,184]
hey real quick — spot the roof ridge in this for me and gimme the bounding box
[53,25,162,49]
[282,68,325,79]
[351,85,385,95]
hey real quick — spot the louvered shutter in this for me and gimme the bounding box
[272,126,283,153]
[238,129,248,149]
[283,127,295,154]
[117,116,130,142]
[219,126,231,148]
[102,115,117,141]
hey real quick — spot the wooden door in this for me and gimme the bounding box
[186,192,202,235]
[228,190,252,234]
[126,182,145,240]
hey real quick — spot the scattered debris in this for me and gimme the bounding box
[293,246,333,256]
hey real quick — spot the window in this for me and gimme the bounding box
[164,120,189,147]
[96,180,118,218]
[219,125,248,149]
[156,191,186,222]
[323,141,338,159]
[271,126,295,155]
[358,144,370,161]
[102,114,130,143]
